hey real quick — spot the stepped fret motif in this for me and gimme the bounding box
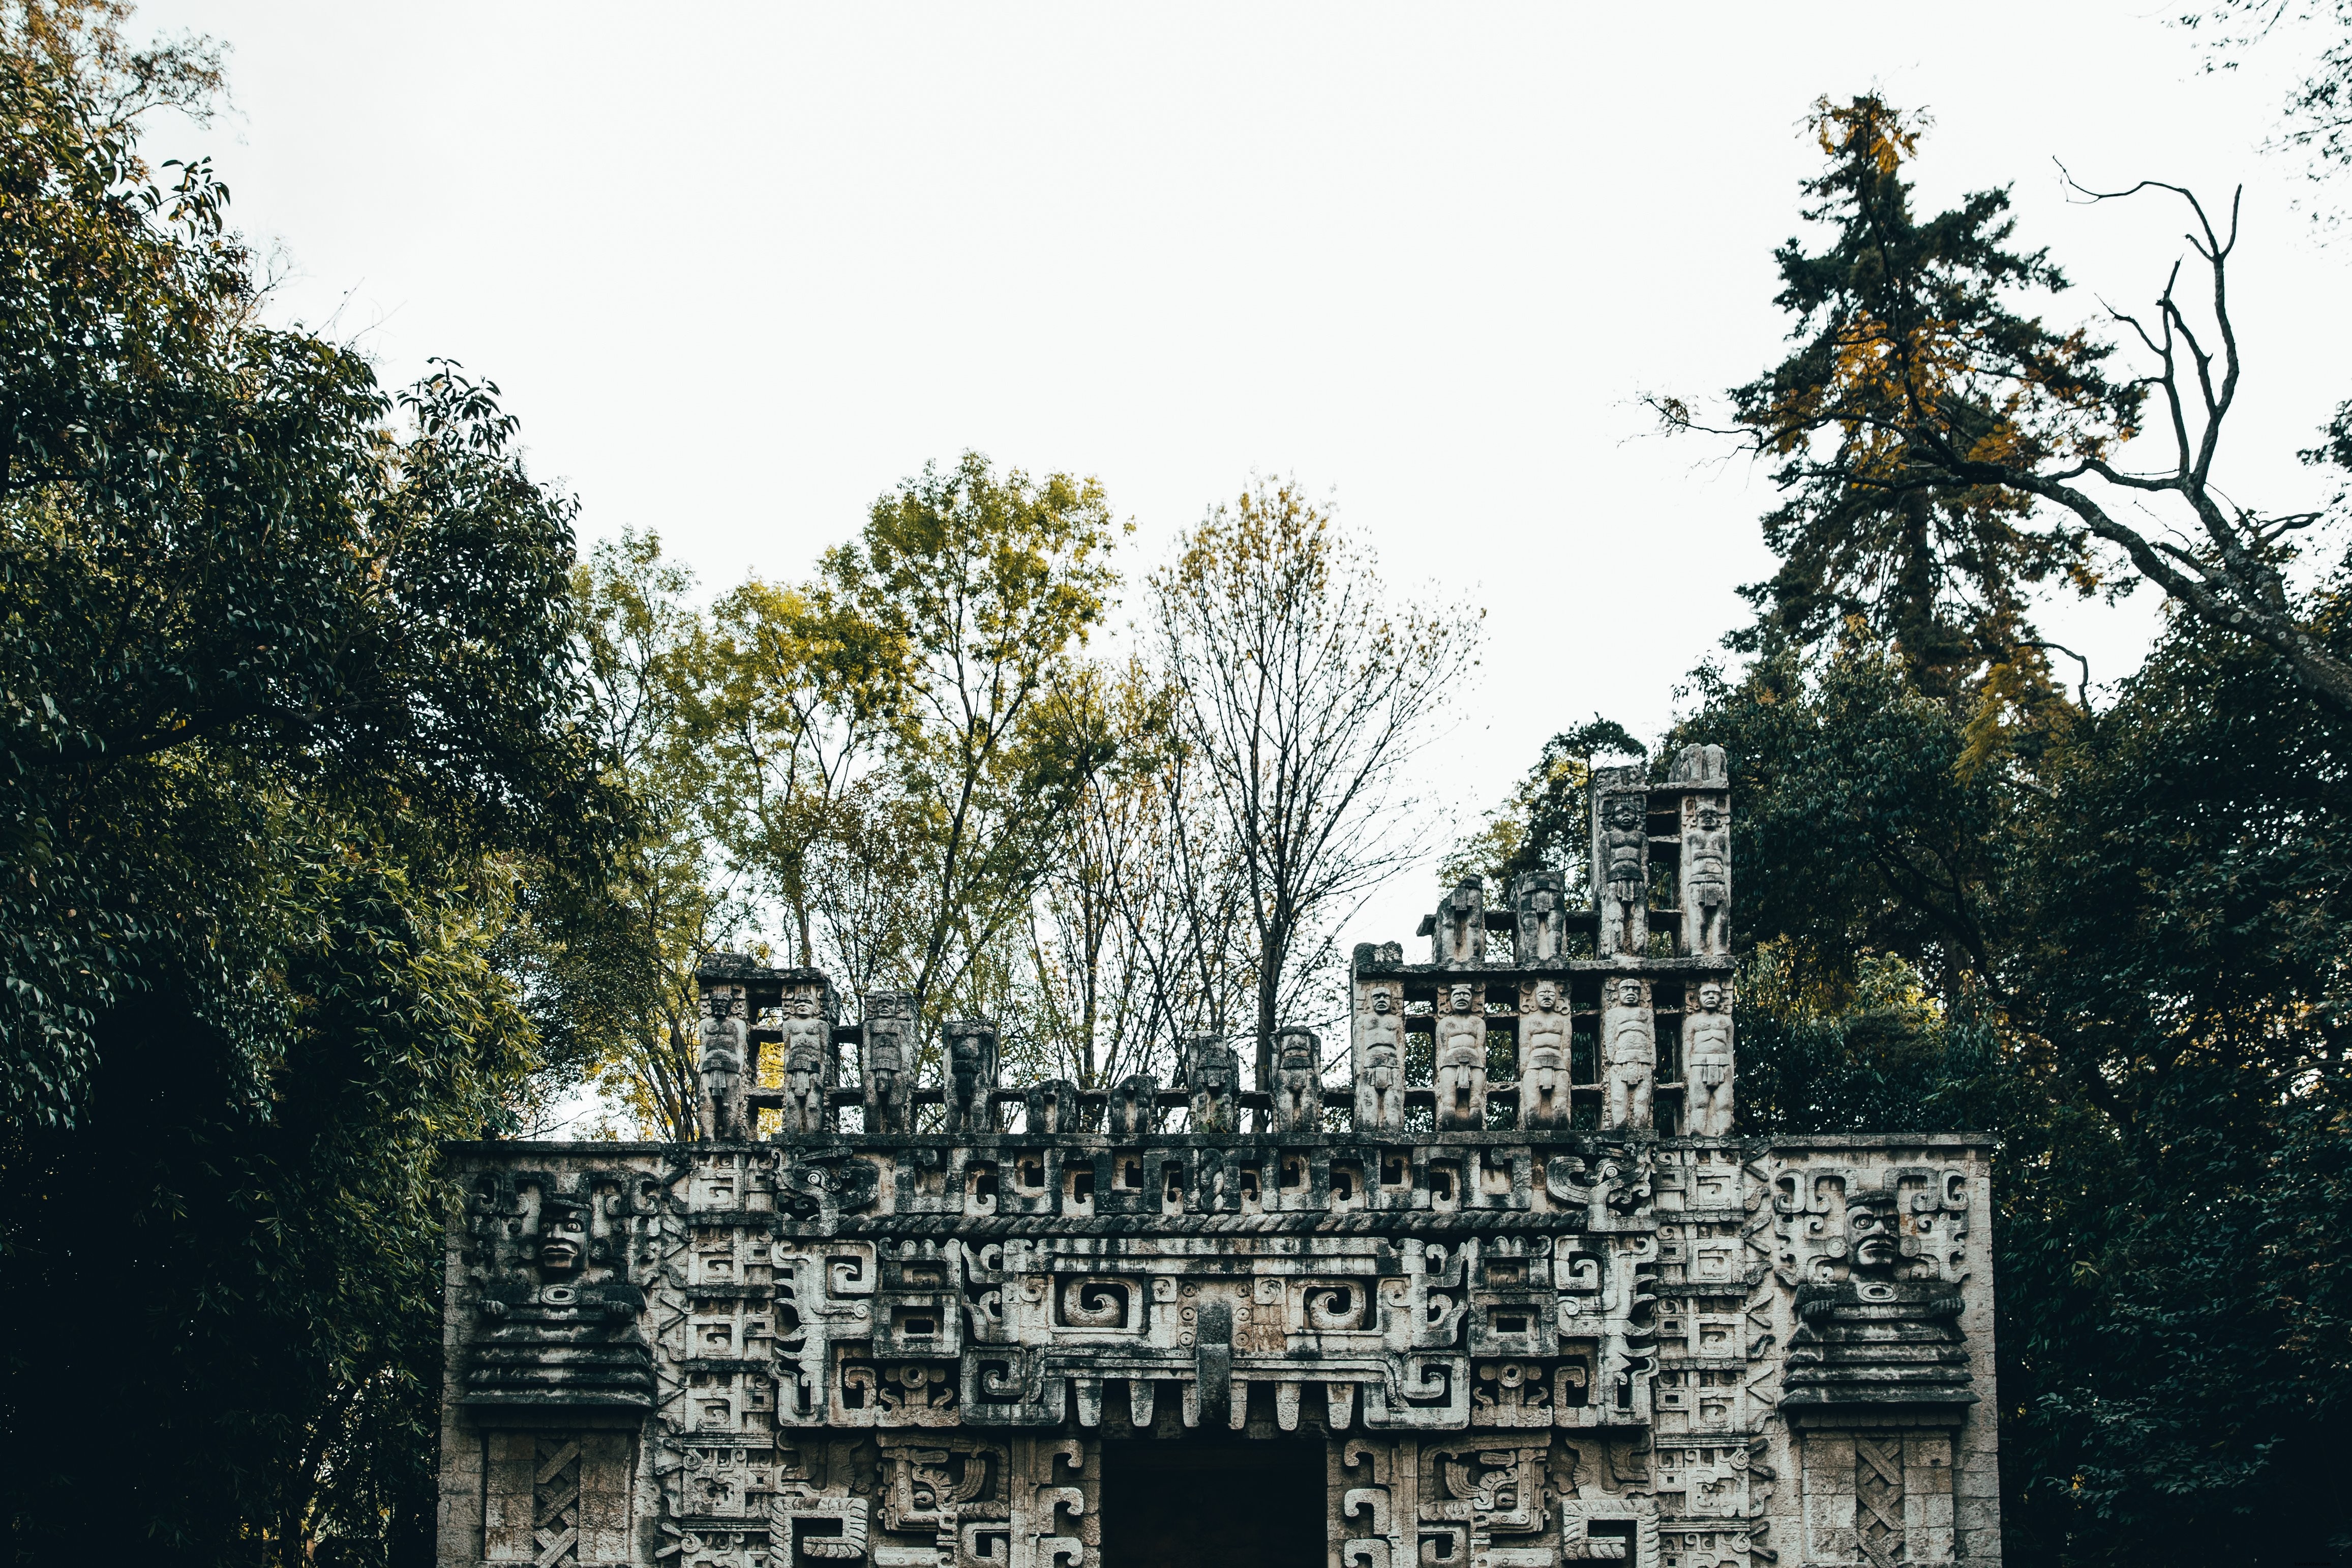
[437,745,2000,1567]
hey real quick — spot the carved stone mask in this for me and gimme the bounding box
[1697,806,1723,831]
[1535,983,1558,1011]
[1616,980,1643,1008]
[1698,983,1724,1011]
[1449,985,1473,1012]
[1607,795,1643,827]
[538,1204,589,1275]
[1371,991,1393,1014]
[1848,1199,1900,1273]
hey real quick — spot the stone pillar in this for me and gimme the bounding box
[1510,870,1569,962]
[1432,880,1487,964]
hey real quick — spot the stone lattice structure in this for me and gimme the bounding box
[437,745,1999,1567]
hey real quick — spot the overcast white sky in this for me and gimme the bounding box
[136,1,2348,955]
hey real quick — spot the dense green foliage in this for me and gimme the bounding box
[0,5,627,1562]
[1659,593,2352,1566]
[7,4,2344,1564]
[1602,89,2352,1568]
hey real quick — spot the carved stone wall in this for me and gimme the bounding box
[435,747,2001,1568]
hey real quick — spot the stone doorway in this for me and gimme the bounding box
[1099,1438,1324,1567]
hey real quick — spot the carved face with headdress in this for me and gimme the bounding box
[536,1196,590,1275]
[1847,1192,1902,1275]
[1278,1030,1316,1073]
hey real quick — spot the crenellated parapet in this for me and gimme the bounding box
[435,745,2002,1568]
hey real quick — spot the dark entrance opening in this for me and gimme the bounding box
[1099,1438,1323,1567]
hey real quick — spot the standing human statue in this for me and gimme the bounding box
[1683,981,1735,1136]
[1684,802,1731,956]
[1354,989,1406,1131]
[860,993,915,1134]
[698,992,749,1141]
[943,1019,1000,1134]
[1270,1027,1322,1133]
[1600,791,1648,956]
[1520,981,1571,1129]
[1436,983,1488,1130]
[780,993,829,1135]
[1602,977,1654,1131]
[1183,1033,1241,1136]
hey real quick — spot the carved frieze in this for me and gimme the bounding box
[437,745,2003,1568]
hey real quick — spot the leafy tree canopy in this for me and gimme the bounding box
[0,4,630,1562]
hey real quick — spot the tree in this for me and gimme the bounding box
[1154,478,1479,1098]
[566,530,757,1142]
[2190,2,2352,187]
[1665,580,2352,1565]
[1621,88,2352,1562]
[0,7,628,1561]
[815,454,1122,1042]
[701,572,903,970]
[1013,659,1248,1091]
[1659,96,2352,714]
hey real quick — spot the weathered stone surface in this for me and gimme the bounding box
[436,749,2001,1568]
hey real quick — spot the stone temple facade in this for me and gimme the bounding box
[436,745,1999,1568]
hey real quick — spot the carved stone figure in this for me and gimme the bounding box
[1436,983,1487,1130]
[1683,981,1734,1137]
[1781,1190,1974,1410]
[860,991,916,1134]
[1592,772,1649,957]
[1602,977,1654,1131]
[1270,1026,1321,1133]
[943,1018,1000,1134]
[1433,879,1486,964]
[698,989,750,1141]
[780,992,831,1135]
[437,749,2005,1568]
[1106,1073,1158,1137]
[1181,1034,1240,1135]
[1511,870,1568,962]
[464,1190,652,1413]
[1681,799,1731,957]
[1519,981,1571,1129]
[1025,1078,1082,1135]
[1670,741,1728,787]
[1353,986,1406,1132]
